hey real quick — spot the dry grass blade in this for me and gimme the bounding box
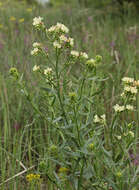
[0,165,35,186]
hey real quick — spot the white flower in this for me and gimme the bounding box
[48,25,57,32]
[48,23,69,34]
[33,42,41,48]
[94,114,106,124]
[123,132,128,136]
[122,77,134,84]
[94,115,100,123]
[130,86,138,94]
[124,86,131,92]
[71,50,79,57]
[59,35,68,42]
[134,80,139,87]
[117,136,121,140]
[33,16,44,27]
[113,104,125,112]
[68,37,74,47]
[121,92,125,97]
[126,105,134,111]
[59,35,74,47]
[128,131,134,138]
[100,114,106,122]
[31,48,39,55]
[85,59,96,68]
[53,41,61,49]
[124,86,137,94]
[56,22,69,33]
[33,65,40,72]
[80,52,88,59]
[44,67,52,75]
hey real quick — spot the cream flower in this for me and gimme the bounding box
[59,35,68,42]
[100,114,106,121]
[122,77,134,84]
[44,67,52,75]
[56,22,69,33]
[53,41,61,49]
[124,86,138,94]
[94,114,106,124]
[48,23,69,34]
[94,115,100,123]
[33,65,40,71]
[31,48,39,55]
[130,86,138,94]
[48,25,57,32]
[68,37,74,47]
[126,105,134,111]
[117,136,121,140]
[113,104,125,112]
[33,16,44,27]
[128,131,134,138]
[80,52,88,59]
[134,80,139,87]
[33,42,41,48]
[71,50,79,57]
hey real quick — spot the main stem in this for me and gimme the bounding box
[55,49,68,125]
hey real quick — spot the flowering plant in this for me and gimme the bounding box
[9,17,139,190]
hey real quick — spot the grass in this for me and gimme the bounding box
[0,0,139,189]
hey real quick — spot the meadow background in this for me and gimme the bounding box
[0,0,139,189]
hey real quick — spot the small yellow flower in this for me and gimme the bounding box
[26,173,40,182]
[0,24,3,29]
[116,171,122,177]
[88,143,94,150]
[26,8,32,12]
[68,92,77,102]
[48,145,58,156]
[10,16,16,21]
[59,167,69,174]
[19,18,24,23]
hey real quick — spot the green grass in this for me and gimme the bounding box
[0,1,139,189]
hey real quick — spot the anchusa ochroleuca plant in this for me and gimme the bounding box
[9,17,139,190]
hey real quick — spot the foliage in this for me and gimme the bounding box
[8,16,139,190]
[0,1,139,189]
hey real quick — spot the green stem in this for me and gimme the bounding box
[78,158,85,190]
[73,105,81,146]
[55,48,68,125]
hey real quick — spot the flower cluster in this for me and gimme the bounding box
[26,173,40,182]
[93,114,106,124]
[71,50,79,58]
[44,67,53,83]
[48,144,58,156]
[33,16,45,29]
[85,55,102,70]
[33,65,40,72]
[58,167,69,174]
[113,77,139,113]
[121,77,138,100]
[70,51,88,60]
[116,130,135,140]
[88,143,94,150]
[31,17,93,70]
[52,35,74,49]
[113,104,134,112]
[47,22,69,34]
[31,42,42,56]
[9,67,19,80]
